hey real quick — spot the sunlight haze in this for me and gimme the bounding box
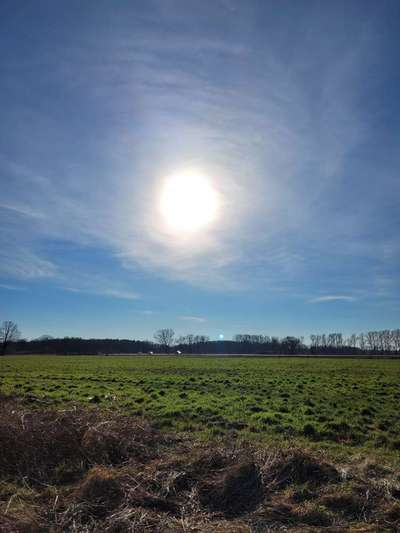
[159,170,219,235]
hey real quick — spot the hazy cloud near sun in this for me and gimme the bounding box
[1,1,399,304]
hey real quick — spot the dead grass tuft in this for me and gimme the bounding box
[266,449,340,489]
[73,465,124,516]
[0,511,42,533]
[385,502,400,522]
[294,502,333,526]
[0,405,89,483]
[321,490,364,518]
[0,399,164,484]
[81,417,160,465]
[199,462,263,516]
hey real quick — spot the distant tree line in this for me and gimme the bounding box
[310,330,400,354]
[2,321,400,356]
[8,336,153,355]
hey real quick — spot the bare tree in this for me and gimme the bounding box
[365,331,375,352]
[382,330,392,352]
[392,329,400,353]
[154,328,175,353]
[358,332,366,351]
[350,334,357,349]
[0,321,20,355]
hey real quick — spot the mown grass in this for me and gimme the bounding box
[1,355,400,459]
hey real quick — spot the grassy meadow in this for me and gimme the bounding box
[1,354,400,457]
[2,354,400,531]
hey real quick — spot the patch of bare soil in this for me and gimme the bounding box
[0,396,399,532]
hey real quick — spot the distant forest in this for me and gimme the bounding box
[5,328,400,355]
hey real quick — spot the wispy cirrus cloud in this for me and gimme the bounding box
[179,315,207,323]
[309,295,356,304]
[64,287,139,301]
[0,247,58,280]
[0,283,26,291]
[1,0,398,314]
[0,202,45,219]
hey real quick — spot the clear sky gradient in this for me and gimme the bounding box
[1,0,399,341]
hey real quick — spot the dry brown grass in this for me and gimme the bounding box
[198,462,263,516]
[0,396,399,532]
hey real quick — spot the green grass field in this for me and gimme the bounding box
[1,355,400,457]
[2,354,400,531]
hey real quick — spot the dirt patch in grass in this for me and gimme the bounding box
[0,396,399,532]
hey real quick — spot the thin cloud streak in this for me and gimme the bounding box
[65,287,139,301]
[0,283,26,291]
[309,296,357,303]
[0,203,45,219]
[179,315,207,323]
[0,247,58,280]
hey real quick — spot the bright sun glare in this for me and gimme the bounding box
[159,169,219,234]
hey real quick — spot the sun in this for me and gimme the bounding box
[159,169,219,234]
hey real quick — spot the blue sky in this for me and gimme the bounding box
[1,0,399,341]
